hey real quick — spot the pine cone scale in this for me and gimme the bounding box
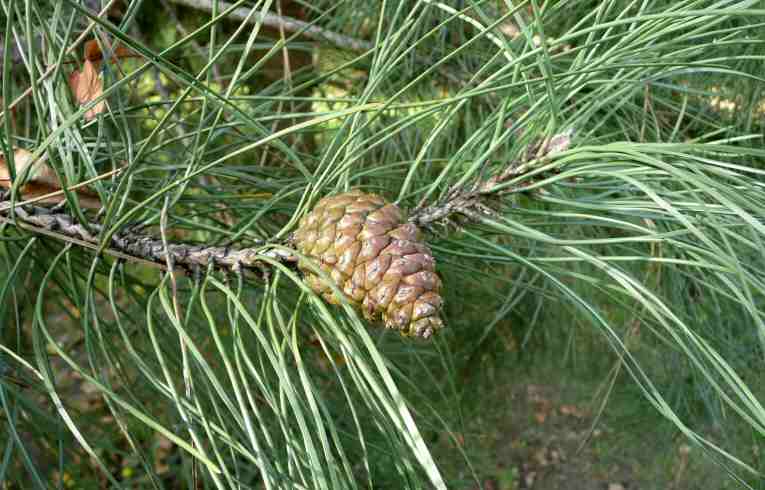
[357,235,390,263]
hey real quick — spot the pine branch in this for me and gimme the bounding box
[0,130,571,275]
[408,129,573,229]
[0,204,287,274]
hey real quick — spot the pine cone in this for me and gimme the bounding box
[293,190,444,338]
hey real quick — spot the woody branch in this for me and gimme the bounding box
[0,131,572,273]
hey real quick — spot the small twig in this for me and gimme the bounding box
[0,208,163,270]
[408,129,573,229]
[0,204,290,274]
[167,0,374,52]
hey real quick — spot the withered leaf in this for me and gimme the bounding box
[83,39,139,66]
[67,39,139,120]
[0,147,101,209]
[68,59,105,120]
[0,148,50,185]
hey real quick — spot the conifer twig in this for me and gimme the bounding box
[408,129,573,229]
[0,203,287,274]
[0,131,571,274]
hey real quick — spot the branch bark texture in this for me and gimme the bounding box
[167,0,374,52]
[0,205,277,273]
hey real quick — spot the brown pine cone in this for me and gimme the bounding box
[293,190,444,338]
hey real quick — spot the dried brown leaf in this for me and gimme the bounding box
[0,148,36,185]
[83,39,139,65]
[0,147,101,209]
[68,59,105,119]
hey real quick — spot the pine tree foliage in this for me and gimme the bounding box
[0,0,764,488]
